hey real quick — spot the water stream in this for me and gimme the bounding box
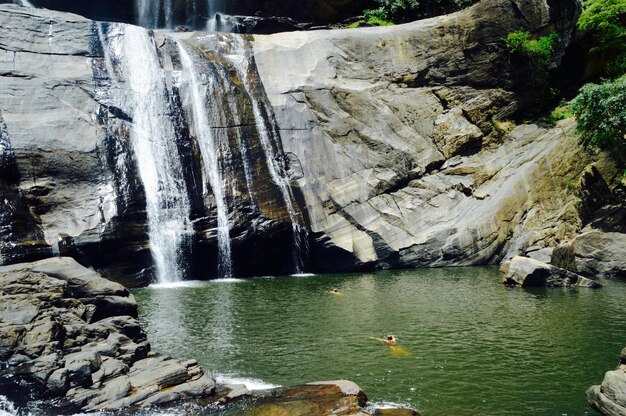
[108,25,193,283]
[177,41,233,278]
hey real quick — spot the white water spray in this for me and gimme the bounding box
[177,42,233,278]
[227,36,307,273]
[106,25,193,283]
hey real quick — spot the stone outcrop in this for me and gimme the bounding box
[501,256,601,288]
[0,0,594,284]
[552,231,626,279]
[0,257,215,412]
[587,346,626,416]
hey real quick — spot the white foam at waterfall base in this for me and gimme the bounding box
[216,375,280,390]
[149,281,209,289]
[0,396,15,416]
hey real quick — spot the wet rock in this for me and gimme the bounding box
[587,346,626,416]
[0,258,216,412]
[552,231,626,279]
[501,256,601,288]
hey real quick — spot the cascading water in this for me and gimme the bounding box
[226,36,308,273]
[12,0,34,7]
[176,42,233,278]
[134,0,231,31]
[104,24,193,283]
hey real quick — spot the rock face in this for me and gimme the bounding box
[254,0,586,273]
[501,256,601,288]
[0,257,215,412]
[587,346,626,416]
[552,231,626,279]
[0,0,595,285]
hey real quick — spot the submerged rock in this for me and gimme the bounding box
[587,346,626,416]
[501,256,601,288]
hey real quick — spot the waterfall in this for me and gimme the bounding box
[226,36,307,273]
[176,42,233,278]
[13,0,34,7]
[104,24,193,283]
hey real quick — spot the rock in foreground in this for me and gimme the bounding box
[0,257,214,412]
[587,346,626,416]
[501,256,601,288]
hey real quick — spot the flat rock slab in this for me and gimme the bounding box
[502,256,602,288]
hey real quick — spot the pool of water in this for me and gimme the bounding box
[132,267,626,415]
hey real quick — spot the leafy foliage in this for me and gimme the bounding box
[363,8,395,26]
[572,76,626,160]
[504,31,557,59]
[365,0,480,23]
[577,0,626,77]
[504,31,558,91]
[541,103,574,124]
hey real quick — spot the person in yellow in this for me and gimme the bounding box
[371,335,397,345]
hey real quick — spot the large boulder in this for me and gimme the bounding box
[552,231,626,279]
[501,256,601,288]
[0,258,216,412]
[587,346,626,416]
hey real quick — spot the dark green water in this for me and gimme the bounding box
[132,267,626,415]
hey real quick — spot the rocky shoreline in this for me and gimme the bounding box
[0,257,417,415]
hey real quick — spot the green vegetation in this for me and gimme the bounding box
[504,31,557,59]
[571,76,626,161]
[577,0,626,77]
[541,103,574,125]
[504,30,558,91]
[361,0,480,24]
[363,8,395,26]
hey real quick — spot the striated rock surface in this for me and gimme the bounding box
[501,255,601,288]
[253,0,588,272]
[587,346,626,416]
[0,0,596,284]
[0,257,215,412]
[552,231,626,279]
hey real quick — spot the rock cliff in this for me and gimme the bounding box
[0,0,600,284]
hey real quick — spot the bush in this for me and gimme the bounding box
[577,0,626,77]
[572,76,626,160]
[504,31,557,59]
[541,103,574,124]
[367,0,480,23]
[504,31,558,91]
[363,8,395,26]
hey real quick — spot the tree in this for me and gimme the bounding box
[572,76,626,162]
[577,0,626,77]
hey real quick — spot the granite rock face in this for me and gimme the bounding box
[501,255,601,288]
[0,0,593,284]
[253,0,587,272]
[587,346,626,416]
[0,257,215,412]
[552,231,626,279]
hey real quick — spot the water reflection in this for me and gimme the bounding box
[133,268,626,416]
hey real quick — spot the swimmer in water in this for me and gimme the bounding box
[329,288,343,295]
[370,335,398,345]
